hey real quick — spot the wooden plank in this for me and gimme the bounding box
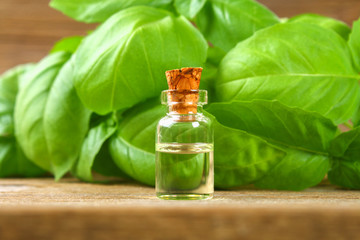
[260,0,360,25]
[1,178,360,208]
[0,0,94,73]
[0,179,360,240]
[1,207,360,240]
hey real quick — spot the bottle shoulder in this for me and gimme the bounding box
[157,113,214,143]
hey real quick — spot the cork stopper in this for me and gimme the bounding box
[165,67,203,114]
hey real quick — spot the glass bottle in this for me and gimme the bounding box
[155,89,214,200]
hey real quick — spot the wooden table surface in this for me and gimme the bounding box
[0,178,359,240]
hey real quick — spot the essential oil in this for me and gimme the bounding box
[155,67,214,200]
[156,143,214,200]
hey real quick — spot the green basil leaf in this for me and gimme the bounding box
[347,18,360,127]
[73,6,207,115]
[216,22,360,124]
[110,100,164,186]
[0,64,33,137]
[0,140,45,177]
[214,121,285,188]
[254,149,330,190]
[200,62,217,103]
[15,52,70,172]
[91,140,128,179]
[50,36,83,54]
[207,100,337,190]
[43,59,92,180]
[288,14,351,40]
[328,127,360,189]
[49,0,172,23]
[353,107,360,127]
[329,160,360,189]
[206,46,226,67]
[207,100,337,152]
[195,0,279,51]
[201,46,227,103]
[0,64,45,177]
[174,0,206,19]
[348,18,360,72]
[348,18,360,126]
[15,53,91,180]
[75,114,119,181]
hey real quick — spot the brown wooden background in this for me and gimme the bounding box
[1,0,360,74]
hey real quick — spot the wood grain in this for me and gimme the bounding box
[0,0,95,74]
[260,0,360,24]
[0,178,360,240]
[1,0,360,73]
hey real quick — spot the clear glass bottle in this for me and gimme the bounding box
[156,89,214,200]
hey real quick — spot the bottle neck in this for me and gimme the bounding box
[161,89,208,118]
[167,105,204,115]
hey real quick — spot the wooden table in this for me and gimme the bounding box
[0,178,359,240]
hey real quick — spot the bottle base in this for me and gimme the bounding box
[156,193,213,200]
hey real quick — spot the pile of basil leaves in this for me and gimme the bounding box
[1,0,359,190]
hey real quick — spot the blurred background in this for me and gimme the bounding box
[0,0,360,74]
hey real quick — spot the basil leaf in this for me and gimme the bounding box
[110,100,164,186]
[214,121,285,188]
[73,6,207,115]
[75,114,119,181]
[201,46,227,102]
[15,52,71,172]
[44,59,92,180]
[0,64,33,138]
[206,46,226,66]
[255,149,330,190]
[353,107,360,127]
[328,128,360,189]
[0,140,45,177]
[15,53,91,180]
[207,100,337,152]
[174,0,206,19]
[49,0,172,23]
[50,36,83,54]
[91,140,128,180]
[0,65,45,177]
[216,22,360,124]
[348,18,360,73]
[288,14,351,40]
[350,21,360,126]
[207,100,337,190]
[195,0,279,51]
